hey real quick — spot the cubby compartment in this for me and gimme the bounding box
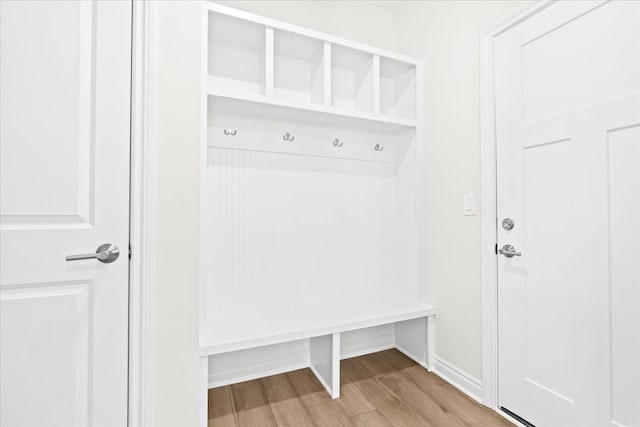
[201,315,434,400]
[380,57,416,119]
[207,12,266,94]
[331,45,374,113]
[274,30,326,104]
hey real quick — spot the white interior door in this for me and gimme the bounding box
[494,1,640,426]
[0,1,131,426]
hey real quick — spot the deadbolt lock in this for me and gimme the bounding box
[501,218,515,230]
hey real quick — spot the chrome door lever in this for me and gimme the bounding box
[499,244,521,258]
[66,243,120,263]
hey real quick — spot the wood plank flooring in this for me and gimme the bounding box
[208,349,513,427]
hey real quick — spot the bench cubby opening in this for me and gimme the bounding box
[200,310,435,402]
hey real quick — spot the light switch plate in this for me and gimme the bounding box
[464,193,476,216]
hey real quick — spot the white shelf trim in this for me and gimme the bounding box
[206,86,417,130]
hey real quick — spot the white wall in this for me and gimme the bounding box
[395,0,525,381]
[215,1,398,51]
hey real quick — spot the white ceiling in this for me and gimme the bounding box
[365,1,408,11]
[314,0,408,13]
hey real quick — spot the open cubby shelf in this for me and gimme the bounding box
[205,5,419,120]
[200,4,428,424]
[331,44,374,113]
[274,30,326,104]
[380,56,417,120]
[207,12,265,94]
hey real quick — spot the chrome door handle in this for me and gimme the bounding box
[499,244,521,258]
[66,243,120,263]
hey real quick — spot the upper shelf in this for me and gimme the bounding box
[205,3,420,123]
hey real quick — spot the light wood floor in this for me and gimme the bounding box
[208,349,513,427]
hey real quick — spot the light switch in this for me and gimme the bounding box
[464,193,476,216]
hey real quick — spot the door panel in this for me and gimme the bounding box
[495,1,640,426]
[608,124,640,427]
[520,1,640,122]
[0,0,95,225]
[0,1,131,426]
[523,139,574,403]
[1,283,90,426]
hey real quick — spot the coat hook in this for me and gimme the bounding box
[333,138,343,147]
[374,144,384,152]
[283,132,295,142]
[223,127,237,136]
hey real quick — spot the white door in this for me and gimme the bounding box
[495,1,640,426]
[0,1,131,426]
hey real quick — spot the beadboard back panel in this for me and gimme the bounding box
[205,148,397,316]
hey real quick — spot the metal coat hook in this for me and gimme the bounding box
[283,132,295,142]
[374,144,384,152]
[223,127,237,136]
[333,138,343,148]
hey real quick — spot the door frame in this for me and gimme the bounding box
[130,0,153,425]
[478,0,554,421]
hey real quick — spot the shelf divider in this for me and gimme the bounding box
[323,42,332,107]
[373,55,381,115]
[265,27,274,96]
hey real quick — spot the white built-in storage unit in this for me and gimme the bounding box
[199,3,434,424]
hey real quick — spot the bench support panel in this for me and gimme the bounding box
[394,316,434,371]
[309,333,340,398]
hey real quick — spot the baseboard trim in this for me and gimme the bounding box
[432,356,483,403]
